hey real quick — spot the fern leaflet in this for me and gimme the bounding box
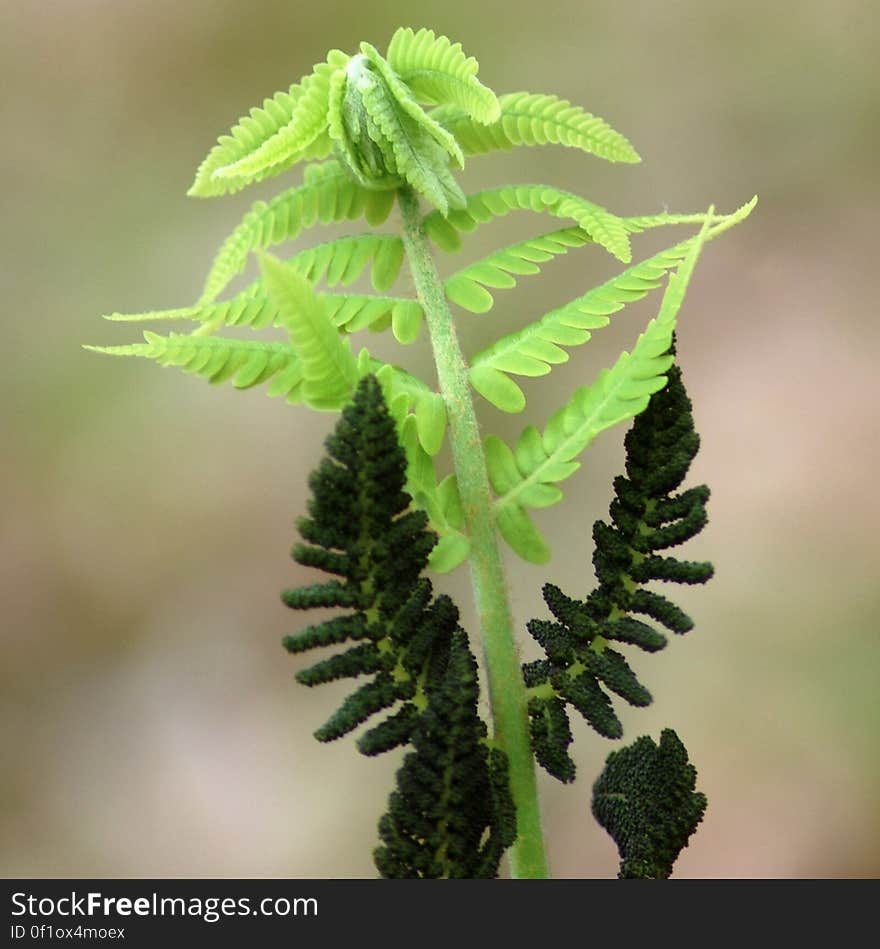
[385,27,500,124]
[469,199,755,411]
[444,226,591,314]
[189,85,332,198]
[200,161,395,304]
[434,92,639,163]
[83,333,305,403]
[423,183,631,261]
[525,358,712,777]
[210,51,350,186]
[260,253,357,410]
[486,215,713,562]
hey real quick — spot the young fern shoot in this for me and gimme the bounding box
[88,26,753,878]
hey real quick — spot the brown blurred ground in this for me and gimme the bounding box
[1,0,878,877]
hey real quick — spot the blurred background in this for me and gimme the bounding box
[2,0,878,878]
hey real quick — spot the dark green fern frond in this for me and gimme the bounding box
[374,630,517,878]
[592,728,707,879]
[524,352,713,780]
[281,375,458,754]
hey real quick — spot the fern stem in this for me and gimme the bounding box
[397,186,549,879]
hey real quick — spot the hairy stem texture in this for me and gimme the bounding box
[397,186,549,879]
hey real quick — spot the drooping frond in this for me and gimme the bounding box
[523,354,713,779]
[260,254,357,411]
[200,161,395,303]
[83,333,305,403]
[209,51,349,188]
[423,184,631,261]
[188,85,332,198]
[592,729,707,879]
[281,376,461,753]
[375,630,516,878]
[444,226,591,314]
[435,92,639,163]
[486,217,712,562]
[468,202,755,412]
[386,27,500,124]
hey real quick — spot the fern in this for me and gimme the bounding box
[89,26,753,879]
[189,85,334,199]
[435,92,639,163]
[423,183,631,261]
[592,729,707,879]
[485,215,711,562]
[524,354,713,778]
[470,199,756,411]
[282,376,458,750]
[209,51,350,187]
[444,226,591,314]
[375,631,516,878]
[84,333,305,403]
[260,253,358,410]
[386,27,500,124]
[201,161,395,303]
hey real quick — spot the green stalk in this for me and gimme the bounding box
[397,186,549,879]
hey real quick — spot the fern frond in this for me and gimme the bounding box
[487,215,712,562]
[435,92,639,163]
[375,630,516,878]
[444,226,591,314]
[189,86,332,198]
[260,254,357,411]
[386,27,500,124]
[423,184,631,261]
[210,51,349,187]
[361,42,465,168]
[83,333,304,402]
[470,205,753,411]
[356,55,465,216]
[200,161,395,303]
[524,356,713,779]
[282,376,461,752]
[592,729,707,879]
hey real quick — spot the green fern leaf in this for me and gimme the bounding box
[188,83,333,198]
[423,184,631,262]
[386,403,469,572]
[386,27,500,124]
[260,253,357,410]
[108,236,413,338]
[356,57,465,216]
[435,92,639,163]
[84,333,304,402]
[469,204,755,410]
[201,161,395,303]
[210,51,349,187]
[487,215,712,561]
[374,363,447,456]
[445,226,590,314]
[361,42,464,168]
